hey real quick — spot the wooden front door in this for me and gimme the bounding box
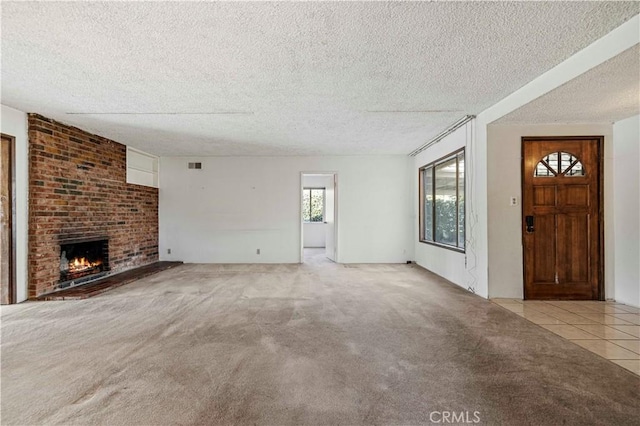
[1,134,15,304]
[522,137,602,300]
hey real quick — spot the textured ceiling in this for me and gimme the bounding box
[2,1,639,156]
[496,44,640,125]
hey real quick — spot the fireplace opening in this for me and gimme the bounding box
[59,238,109,287]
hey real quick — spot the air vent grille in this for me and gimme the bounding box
[188,162,202,170]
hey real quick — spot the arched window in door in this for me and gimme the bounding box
[534,151,585,177]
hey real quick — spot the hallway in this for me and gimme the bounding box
[303,248,332,265]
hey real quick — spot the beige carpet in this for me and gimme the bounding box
[1,262,639,425]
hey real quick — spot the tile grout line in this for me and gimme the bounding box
[491,301,639,375]
[606,339,640,355]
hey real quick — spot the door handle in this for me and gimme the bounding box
[525,216,534,233]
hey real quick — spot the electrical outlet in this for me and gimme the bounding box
[256,248,260,255]
[167,248,171,254]
[510,197,518,206]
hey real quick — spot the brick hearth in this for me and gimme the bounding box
[28,114,158,298]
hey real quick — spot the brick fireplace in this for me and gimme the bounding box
[28,114,158,298]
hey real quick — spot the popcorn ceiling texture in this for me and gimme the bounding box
[2,2,639,156]
[28,115,159,298]
[497,44,640,125]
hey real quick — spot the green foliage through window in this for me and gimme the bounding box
[420,149,465,251]
[302,188,324,222]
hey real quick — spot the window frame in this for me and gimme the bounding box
[534,151,585,177]
[302,187,326,223]
[419,148,465,253]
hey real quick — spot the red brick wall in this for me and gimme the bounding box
[28,114,158,297]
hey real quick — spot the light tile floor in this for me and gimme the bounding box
[491,299,640,376]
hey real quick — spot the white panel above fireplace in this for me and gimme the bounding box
[127,147,158,188]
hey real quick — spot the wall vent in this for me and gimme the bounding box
[188,162,202,170]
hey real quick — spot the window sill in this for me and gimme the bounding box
[419,239,465,254]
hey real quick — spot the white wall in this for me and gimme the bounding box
[487,124,613,299]
[0,105,29,303]
[303,223,325,248]
[160,156,413,264]
[302,175,332,248]
[414,122,480,293]
[612,115,640,307]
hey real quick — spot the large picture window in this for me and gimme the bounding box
[419,149,465,251]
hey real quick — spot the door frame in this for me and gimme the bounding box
[520,136,604,300]
[1,133,17,304]
[299,172,338,263]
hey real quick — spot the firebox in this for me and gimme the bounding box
[59,238,109,287]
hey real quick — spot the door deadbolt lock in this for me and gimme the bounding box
[525,216,534,233]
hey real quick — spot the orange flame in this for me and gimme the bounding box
[68,257,102,272]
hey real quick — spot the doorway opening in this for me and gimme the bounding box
[300,173,337,264]
[1,133,16,304]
